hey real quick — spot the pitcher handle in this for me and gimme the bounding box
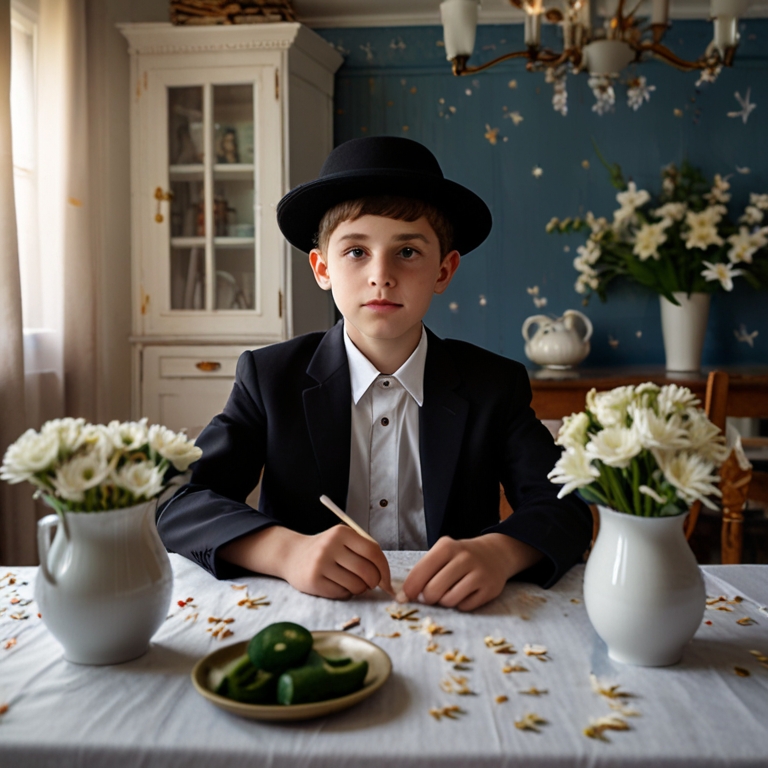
[564,309,593,342]
[37,514,65,585]
[522,314,551,342]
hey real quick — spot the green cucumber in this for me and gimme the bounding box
[277,658,369,705]
[222,655,277,704]
[247,622,313,673]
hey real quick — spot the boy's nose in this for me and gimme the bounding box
[368,256,395,287]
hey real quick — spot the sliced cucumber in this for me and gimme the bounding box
[277,658,369,705]
[225,656,278,704]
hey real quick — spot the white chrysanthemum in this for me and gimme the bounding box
[740,205,764,226]
[107,418,150,452]
[685,411,730,465]
[585,211,609,234]
[704,174,731,204]
[616,181,650,211]
[41,417,86,454]
[148,424,202,471]
[684,214,724,250]
[585,426,643,468]
[0,428,60,484]
[75,423,116,460]
[652,202,687,222]
[629,405,690,451]
[51,452,111,503]
[556,411,591,450]
[112,460,165,501]
[587,386,635,428]
[577,239,601,265]
[656,384,699,415]
[547,446,600,498]
[575,272,599,294]
[749,193,768,211]
[702,260,742,291]
[638,484,667,505]
[632,221,668,261]
[727,227,760,264]
[653,450,721,509]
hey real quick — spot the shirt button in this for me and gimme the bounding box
[380,417,389,426]
[382,380,390,387]
[379,499,388,508]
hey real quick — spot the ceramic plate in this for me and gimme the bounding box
[191,631,392,721]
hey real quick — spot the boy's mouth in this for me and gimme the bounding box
[364,299,402,312]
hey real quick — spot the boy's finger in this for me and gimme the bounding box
[342,530,395,597]
[399,545,453,602]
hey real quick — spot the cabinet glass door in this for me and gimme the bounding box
[167,83,256,312]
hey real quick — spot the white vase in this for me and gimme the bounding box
[35,500,173,665]
[583,505,705,667]
[659,292,711,373]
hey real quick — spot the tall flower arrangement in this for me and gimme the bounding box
[547,158,768,304]
[0,418,202,514]
[548,382,729,517]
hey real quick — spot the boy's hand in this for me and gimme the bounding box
[283,525,394,600]
[221,524,394,600]
[398,534,543,612]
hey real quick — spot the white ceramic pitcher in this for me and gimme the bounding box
[35,500,173,665]
[522,309,593,369]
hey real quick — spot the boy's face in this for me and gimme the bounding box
[309,214,460,354]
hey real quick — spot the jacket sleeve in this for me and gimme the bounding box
[483,365,593,588]
[155,352,281,579]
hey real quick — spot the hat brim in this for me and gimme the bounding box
[276,168,492,256]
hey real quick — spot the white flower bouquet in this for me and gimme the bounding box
[548,382,730,516]
[547,158,768,303]
[0,418,202,514]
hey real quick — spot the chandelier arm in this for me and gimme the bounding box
[451,49,536,75]
[633,41,724,72]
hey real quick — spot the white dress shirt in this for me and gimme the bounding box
[343,324,428,550]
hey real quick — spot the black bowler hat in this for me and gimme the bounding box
[276,136,492,255]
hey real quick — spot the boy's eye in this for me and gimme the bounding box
[346,248,366,258]
[400,247,416,258]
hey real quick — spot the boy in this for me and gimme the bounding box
[157,136,592,611]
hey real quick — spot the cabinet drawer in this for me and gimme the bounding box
[158,355,240,378]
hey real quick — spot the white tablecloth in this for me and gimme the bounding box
[1,554,767,768]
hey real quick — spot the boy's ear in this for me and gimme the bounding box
[309,249,332,291]
[433,250,461,295]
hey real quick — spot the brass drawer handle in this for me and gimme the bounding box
[196,361,221,372]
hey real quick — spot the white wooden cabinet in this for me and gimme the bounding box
[119,23,342,430]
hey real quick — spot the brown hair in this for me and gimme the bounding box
[314,196,455,257]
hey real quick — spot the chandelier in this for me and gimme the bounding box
[439,0,752,114]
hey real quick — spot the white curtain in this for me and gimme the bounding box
[0,0,93,564]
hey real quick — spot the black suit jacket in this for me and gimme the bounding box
[157,323,592,587]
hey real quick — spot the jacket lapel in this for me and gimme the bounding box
[303,322,352,509]
[420,329,468,546]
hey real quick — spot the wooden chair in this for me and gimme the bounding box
[684,370,753,564]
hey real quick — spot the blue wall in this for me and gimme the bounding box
[316,21,768,368]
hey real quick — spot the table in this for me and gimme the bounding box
[1,554,767,767]
[528,366,768,421]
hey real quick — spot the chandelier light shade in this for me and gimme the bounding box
[439,0,753,113]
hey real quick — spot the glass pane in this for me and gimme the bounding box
[170,180,205,238]
[171,246,206,310]
[215,247,255,310]
[213,85,254,165]
[168,87,204,165]
[212,180,254,237]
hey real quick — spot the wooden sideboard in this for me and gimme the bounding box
[528,366,768,421]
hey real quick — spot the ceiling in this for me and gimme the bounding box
[292,0,768,28]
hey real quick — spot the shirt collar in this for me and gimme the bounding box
[343,323,427,407]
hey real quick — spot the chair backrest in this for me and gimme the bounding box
[684,370,755,564]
